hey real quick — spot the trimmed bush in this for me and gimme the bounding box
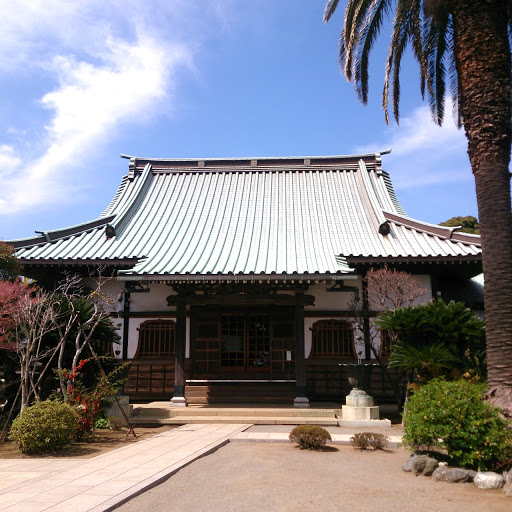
[402,379,512,470]
[289,425,332,450]
[9,400,79,454]
[351,432,389,450]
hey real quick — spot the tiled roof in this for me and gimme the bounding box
[11,153,481,279]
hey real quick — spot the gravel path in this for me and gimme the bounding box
[115,442,510,512]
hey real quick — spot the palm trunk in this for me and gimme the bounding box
[452,0,512,415]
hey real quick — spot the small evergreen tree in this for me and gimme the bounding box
[377,300,486,384]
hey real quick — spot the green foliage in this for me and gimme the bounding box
[0,242,20,280]
[389,342,458,382]
[9,400,79,454]
[377,300,486,381]
[94,418,110,429]
[402,379,512,470]
[350,432,389,450]
[440,216,480,235]
[289,425,332,450]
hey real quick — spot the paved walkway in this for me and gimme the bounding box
[0,424,402,512]
[0,424,249,512]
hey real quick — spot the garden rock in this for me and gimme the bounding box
[402,454,415,472]
[504,470,512,496]
[432,466,475,483]
[412,455,439,476]
[473,472,505,490]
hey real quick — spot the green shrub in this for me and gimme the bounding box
[94,417,110,429]
[351,432,389,450]
[377,300,486,382]
[402,379,512,470]
[289,425,332,450]
[9,400,79,454]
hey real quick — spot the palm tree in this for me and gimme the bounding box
[324,0,512,415]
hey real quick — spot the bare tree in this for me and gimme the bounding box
[366,266,427,311]
[56,274,116,402]
[350,266,428,406]
[12,276,80,412]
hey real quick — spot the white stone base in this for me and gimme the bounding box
[338,418,392,428]
[104,395,133,418]
[293,397,310,408]
[341,404,380,421]
[170,396,188,407]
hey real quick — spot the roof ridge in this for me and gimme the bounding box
[121,150,392,164]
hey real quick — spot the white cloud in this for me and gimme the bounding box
[0,1,228,216]
[0,145,22,175]
[355,103,471,190]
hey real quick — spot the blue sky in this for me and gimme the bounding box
[1,0,477,241]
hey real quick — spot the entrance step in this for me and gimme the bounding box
[130,415,338,425]
[130,403,340,426]
[185,382,296,405]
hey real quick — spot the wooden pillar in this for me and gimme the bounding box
[171,298,187,407]
[121,289,130,360]
[294,291,309,408]
[361,271,372,360]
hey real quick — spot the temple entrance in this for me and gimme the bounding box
[221,314,270,374]
[191,307,295,380]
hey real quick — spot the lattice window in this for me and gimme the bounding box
[379,329,394,358]
[311,320,355,359]
[135,320,176,358]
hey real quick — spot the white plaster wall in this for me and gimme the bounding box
[414,274,432,302]
[306,281,362,311]
[129,283,173,312]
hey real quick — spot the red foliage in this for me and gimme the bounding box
[0,280,30,348]
[65,359,103,440]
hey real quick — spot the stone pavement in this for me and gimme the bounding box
[0,423,403,512]
[0,424,249,512]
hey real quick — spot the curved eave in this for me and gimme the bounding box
[383,211,482,245]
[116,270,357,282]
[345,254,482,264]
[9,215,116,249]
[18,257,139,267]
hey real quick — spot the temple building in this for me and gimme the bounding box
[10,152,482,406]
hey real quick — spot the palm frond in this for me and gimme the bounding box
[323,0,341,23]
[446,33,463,128]
[423,5,451,124]
[343,0,375,81]
[354,0,393,104]
[383,0,417,123]
[507,0,512,46]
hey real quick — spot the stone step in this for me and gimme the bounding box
[132,406,338,419]
[130,415,339,426]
